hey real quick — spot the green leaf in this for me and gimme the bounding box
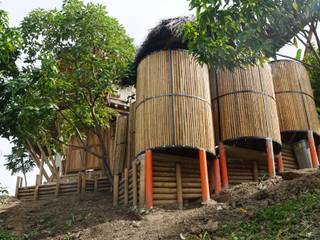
[296,48,302,60]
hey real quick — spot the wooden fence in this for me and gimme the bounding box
[15,174,111,201]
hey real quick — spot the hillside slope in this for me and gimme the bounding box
[1,169,320,240]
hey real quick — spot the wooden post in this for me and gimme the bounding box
[77,173,82,194]
[15,177,21,198]
[19,178,23,188]
[113,175,119,207]
[94,175,98,193]
[213,158,221,193]
[39,158,44,185]
[55,177,60,197]
[252,160,259,181]
[317,144,320,163]
[81,173,86,195]
[176,163,183,210]
[34,174,40,200]
[219,142,229,189]
[139,157,146,209]
[199,149,210,203]
[124,168,129,205]
[266,138,276,177]
[145,150,153,209]
[132,161,138,208]
[307,130,319,168]
[276,153,284,173]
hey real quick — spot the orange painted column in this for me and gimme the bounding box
[277,153,284,174]
[266,138,275,177]
[145,149,153,209]
[213,158,221,193]
[219,142,229,189]
[199,149,210,203]
[307,131,319,168]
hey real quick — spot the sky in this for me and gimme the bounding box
[0,0,301,195]
[0,0,194,195]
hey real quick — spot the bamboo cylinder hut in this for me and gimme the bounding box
[116,17,216,209]
[135,50,215,157]
[209,65,282,153]
[270,60,320,143]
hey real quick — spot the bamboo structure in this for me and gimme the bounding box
[113,115,128,175]
[135,50,215,157]
[270,60,320,142]
[126,102,136,168]
[209,65,281,153]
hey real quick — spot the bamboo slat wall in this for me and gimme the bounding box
[135,50,215,157]
[270,60,320,135]
[126,102,136,168]
[281,144,299,170]
[116,153,202,208]
[209,65,281,147]
[113,115,128,175]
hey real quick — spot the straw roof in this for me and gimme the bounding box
[134,15,194,66]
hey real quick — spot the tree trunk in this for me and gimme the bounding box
[23,172,27,187]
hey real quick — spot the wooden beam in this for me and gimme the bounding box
[124,168,129,205]
[219,143,229,189]
[132,161,138,207]
[15,177,21,198]
[199,149,210,203]
[175,163,183,209]
[145,150,153,209]
[139,157,146,209]
[266,138,276,177]
[308,130,319,168]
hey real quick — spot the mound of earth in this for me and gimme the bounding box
[1,168,319,240]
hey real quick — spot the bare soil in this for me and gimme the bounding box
[1,168,320,240]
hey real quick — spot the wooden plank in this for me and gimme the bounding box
[139,159,146,208]
[176,163,183,209]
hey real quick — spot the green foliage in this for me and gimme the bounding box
[0,0,135,181]
[0,229,17,240]
[184,0,320,68]
[305,50,320,113]
[0,10,21,79]
[214,192,320,239]
[4,145,35,177]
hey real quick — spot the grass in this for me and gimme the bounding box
[0,229,17,240]
[190,192,320,240]
[220,192,320,240]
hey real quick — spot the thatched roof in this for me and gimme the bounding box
[134,15,194,66]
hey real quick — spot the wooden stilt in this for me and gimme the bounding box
[139,157,146,209]
[94,175,98,193]
[124,168,129,205]
[15,177,21,198]
[307,130,319,168]
[213,158,221,193]
[252,161,259,181]
[276,153,284,173]
[132,161,138,207]
[81,173,86,195]
[55,177,60,197]
[175,163,183,209]
[145,150,153,209]
[34,174,40,200]
[77,173,82,194]
[219,142,229,189]
[199,149,210,203]
[113,174,119,207]
[266,138,275,177]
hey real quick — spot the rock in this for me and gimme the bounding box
[203,220,219,232]
[6,224,14,230]
[255,190,269,200]
[131,221,141,228]
[281,169,317,180]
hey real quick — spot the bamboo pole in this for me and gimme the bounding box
[199,149,210,203]
[213,159,221,193]
[139,157,146,209]
[113,174,119,207]
[219,142,229,189]
[266,138,276,177]
[145,150,153,209]
[307,130,319,168]
[124,168,129,205]
[252,161,259,181]
[132,161,138,207]
[276,153,284,173]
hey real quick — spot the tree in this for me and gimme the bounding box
[0,9,21,79]
[184,0,320,69]
[0,0,135,184]
[5,145,35,187]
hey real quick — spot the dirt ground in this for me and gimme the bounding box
[1,168,320,240]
